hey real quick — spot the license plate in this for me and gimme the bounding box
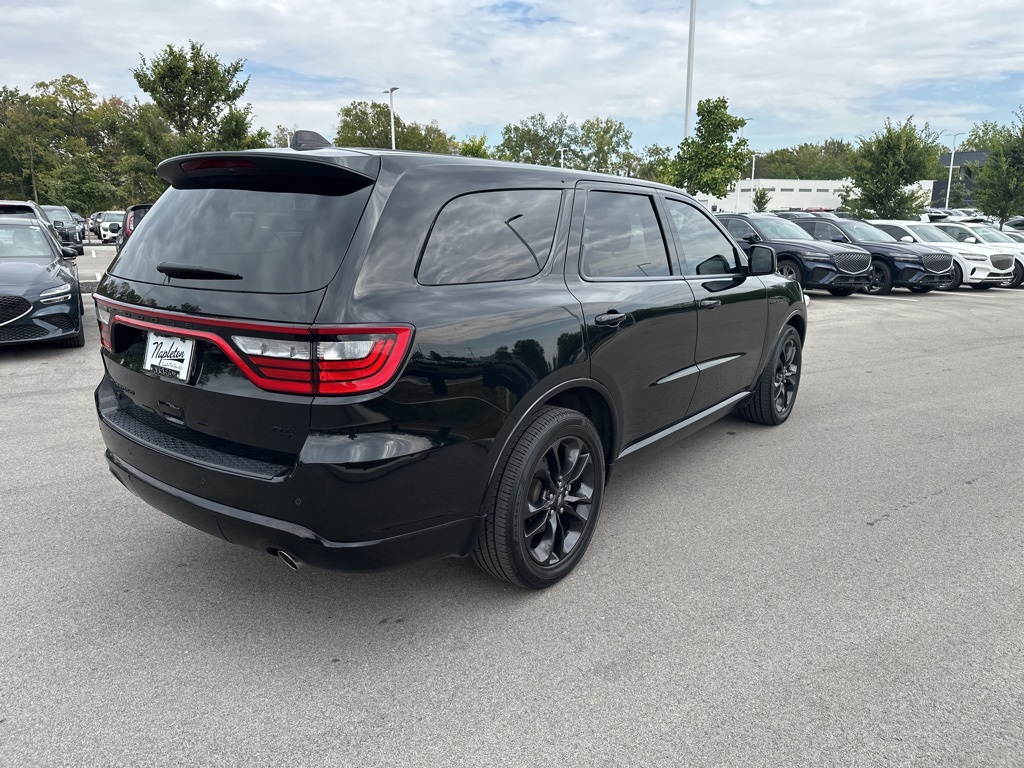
[143,332,195,381]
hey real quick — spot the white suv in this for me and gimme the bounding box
[99,210,125,243]
[960,223,1024,288]
[870,220,1015,290]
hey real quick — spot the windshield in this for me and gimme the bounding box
[754,217,814,240]
[971,225,1015,243]
[103,211,124,222]
[0,224,53,258]
[843,220,896,242]
[907,224,957,242]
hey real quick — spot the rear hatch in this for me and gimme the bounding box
[96,150,379,468]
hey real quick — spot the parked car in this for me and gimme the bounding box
[930,221,1018,289]
[1002,230,1024,244]
[793,217,953,294]
[89,211,104,237]
[41,204,84,255]
[71,212,86,241]
[0,199,60,241]
[93,132,807,589]
[114,203,152,253]
[961,223,1024,288]
[1003,216,1024,230]
[772,211,816,220]
[0,216,85,348]
[99,210,125,243]
[717,212,872,295]
[869,220,1017,290]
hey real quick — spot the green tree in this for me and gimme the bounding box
[335,100,395,148]
[0,93,53,201]
[455,134,490,158]
[627,144,674,184]
[672,97,749,196]
[751,187,772,212]
[960,120,1013,153]
[33,75,96,142]
[495,112,579,167]
[750,139,854,180]
[973,116,1024,226]
[132,40,265,152]
[39,153,116,213]
[840,117,938,219]
[578,116,633,174]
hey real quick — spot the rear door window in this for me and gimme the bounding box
[109,184,373,293]
[417,189,562,285]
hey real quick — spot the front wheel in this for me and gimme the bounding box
[938,263,963,291]
[738,325,802,426]
[472,406,605,589]
[862,260,893,295]
[777,259,802,287]
[1001,261,1024,288]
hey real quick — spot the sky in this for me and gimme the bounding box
[2,0,1024,154]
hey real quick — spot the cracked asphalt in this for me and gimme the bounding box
[1,287,1022,767]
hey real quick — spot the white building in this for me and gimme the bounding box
[694,179,935,214]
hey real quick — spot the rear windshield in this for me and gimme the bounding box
[110,184,373,293]
[0,205,35,217]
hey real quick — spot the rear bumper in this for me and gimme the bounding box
[106,450,483,570]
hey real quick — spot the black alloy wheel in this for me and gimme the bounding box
[777,259,802,287]
[1000,261,1024,288]
[738,325,802,426]
[472,406,604,589]
[938,262,963,291]
[863,260,893,295]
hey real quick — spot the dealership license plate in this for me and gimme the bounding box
[143,332,195,381]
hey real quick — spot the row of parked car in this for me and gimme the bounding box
[721,212,1023,295]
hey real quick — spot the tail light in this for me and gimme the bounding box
[95,298,413,396]
[124,211,135,236]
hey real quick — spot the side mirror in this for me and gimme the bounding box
[831,235,847,243]
[900,235,914,243]
[61,246,78,259]
[742,233,760,244]
[748,244,776,276]
[964,236,977,243]
[108,223,121,233]
[52,220,66,228]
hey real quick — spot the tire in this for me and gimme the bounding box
[58,323,86,349]
[1000,261,1024,288]
[777,259,802,287]
[738,325,802,426]
[908,286,932,293]
[472,406,604,589]
[938,263,963,291]
[862,260,893,295]
[827,288,855,296]
[970,283,994,290]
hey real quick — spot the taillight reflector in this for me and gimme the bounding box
[179,158,257,173]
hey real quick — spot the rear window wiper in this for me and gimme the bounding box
[156,262,243,280]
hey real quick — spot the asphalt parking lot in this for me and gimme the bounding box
[1,288,1022,766]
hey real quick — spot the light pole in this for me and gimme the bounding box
[684,0,697,139]
[383,86,399,150]
[733,117,752,212]
[556,147,567,168]
[945,132,964,209]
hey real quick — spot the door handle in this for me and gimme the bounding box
[700,299,721,310]
[595,312,627,326]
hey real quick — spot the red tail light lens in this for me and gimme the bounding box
[94,298,413,396]
[179,158,257,173]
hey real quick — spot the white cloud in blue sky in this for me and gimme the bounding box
[2,0,1023,152]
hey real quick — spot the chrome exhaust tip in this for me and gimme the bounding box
[271,548,300,571]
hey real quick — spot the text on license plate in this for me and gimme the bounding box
[143,332,195,381]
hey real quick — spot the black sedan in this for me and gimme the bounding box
[0,217,85,348]
[793,217,954,294]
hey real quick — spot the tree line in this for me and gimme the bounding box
[2,40,1023,223]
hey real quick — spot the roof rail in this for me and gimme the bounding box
[290,130,334,151]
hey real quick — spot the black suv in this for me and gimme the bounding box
[41,204,84,255]
[717,213,872,295]
[793,217,954,294]
[94,132,807,589]
[114,203,153,253]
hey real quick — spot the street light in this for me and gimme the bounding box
[684,0,697,139]
[945,131,964,209]
[383,86,399,150]
[556,147,567,168]
[733,117,752,212]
